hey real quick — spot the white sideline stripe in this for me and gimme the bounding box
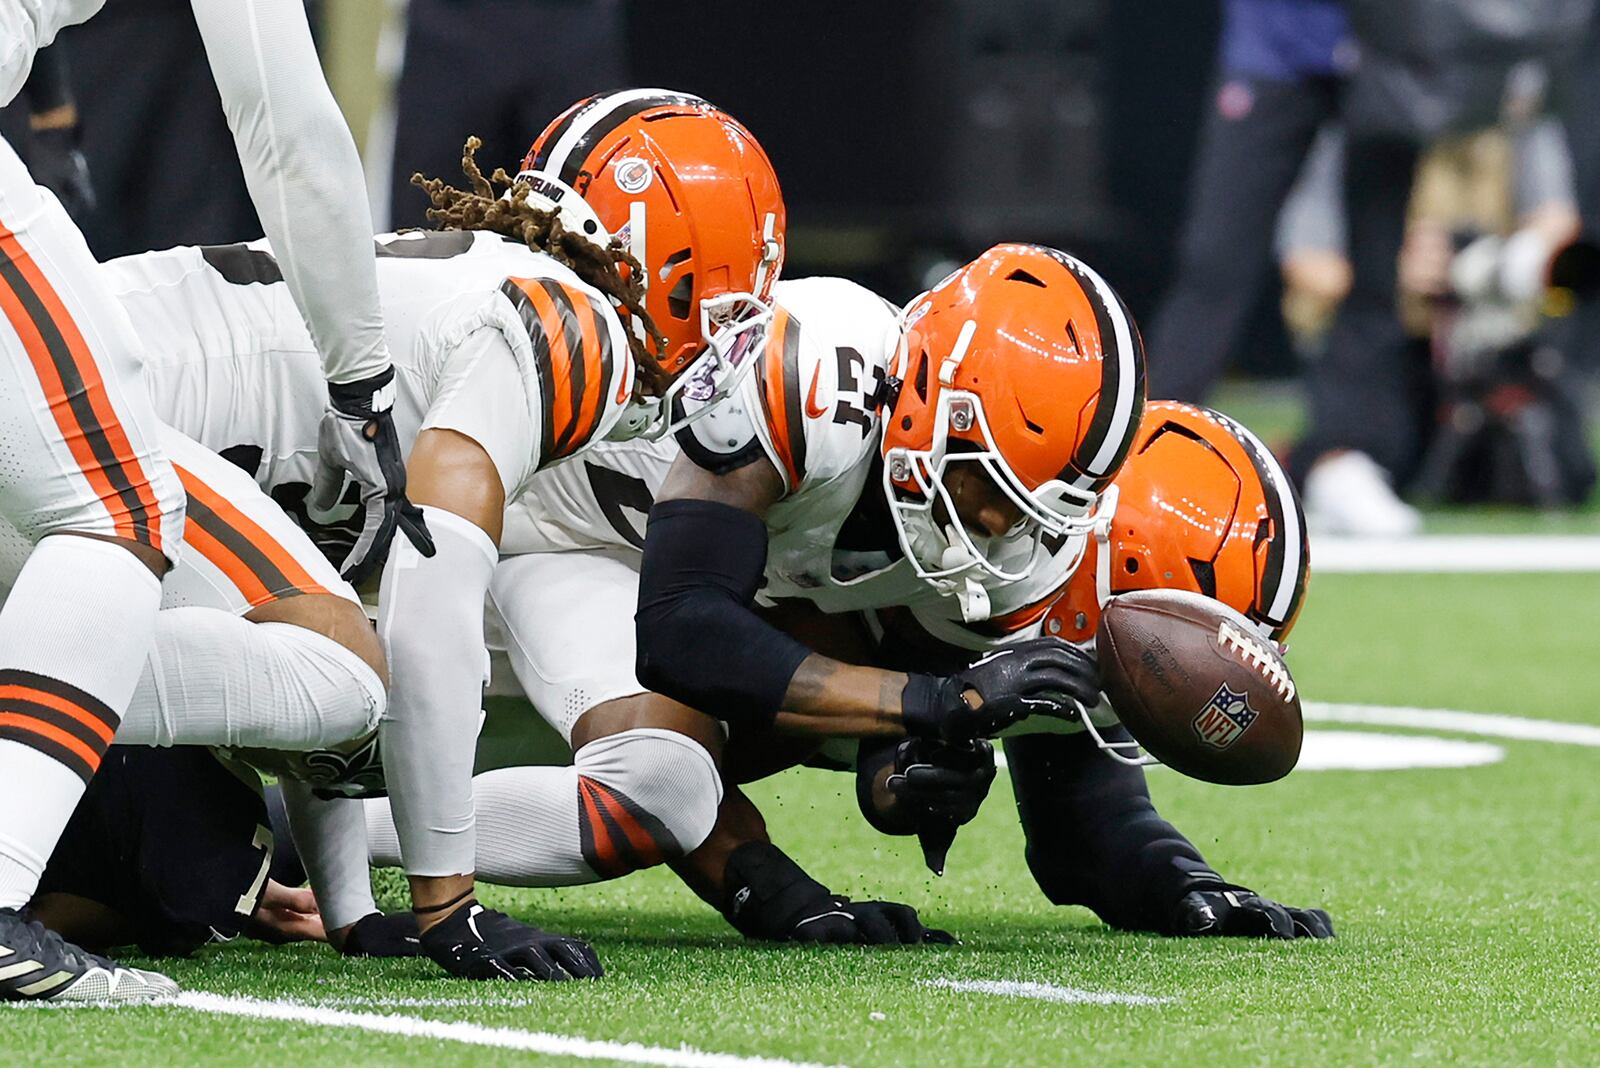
[169,992,844,1068]
[920,979,1171,1006]
[1311,534,1600,573]
[1303,702,1600,747]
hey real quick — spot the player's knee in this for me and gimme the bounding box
[574,727,722,877]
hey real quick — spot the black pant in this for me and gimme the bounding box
[1294,134,1423,481]
[1145,74,1341,403]
[54,0,261,259]
[388,0,626,229]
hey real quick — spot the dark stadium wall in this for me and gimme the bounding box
[626,0,1221,316]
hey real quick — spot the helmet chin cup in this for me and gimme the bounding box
[632,292,773,440]
[511,169,612,253]
[1074,698,1162,767]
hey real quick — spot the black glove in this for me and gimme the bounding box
[857,739,997,876]
[341,911,421,958]
[1168,886,1334,940]
[902,638,1099,741]
[314,368,434,584]
[418,900,603,981]
[29,125,94,221]
[722,842,954,946]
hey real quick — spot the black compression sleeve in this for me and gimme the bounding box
[636,499,813,727]
[23,46,73,116]
[1003,728,1225,933]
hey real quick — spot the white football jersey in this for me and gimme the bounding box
[502,275,1076,617]
[108,230,634,553]
[0,0,103,105]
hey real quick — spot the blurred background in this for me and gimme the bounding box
[8,0,1600,537]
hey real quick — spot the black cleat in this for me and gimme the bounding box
[0,908,178,1002]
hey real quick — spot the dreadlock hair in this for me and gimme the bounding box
[411,137,670,396]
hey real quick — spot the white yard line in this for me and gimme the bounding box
[1311,534,1600,573]
[1302,703,1600,747]
[920,979,1171,1006]
[170,992,845,1068]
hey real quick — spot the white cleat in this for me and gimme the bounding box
[0,908,178,1003]
[1303,450,1423,537]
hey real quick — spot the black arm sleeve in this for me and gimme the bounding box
[636,498,813,727]
[1003,727,1226,933]
[22,45,73,115]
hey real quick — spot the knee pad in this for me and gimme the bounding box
[573,727,722,878]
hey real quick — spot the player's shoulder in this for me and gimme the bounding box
[752,277,900,490]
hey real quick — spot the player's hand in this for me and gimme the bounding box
[314,367,434,584]
[417,900,602,981]
[246,880,326,944]
[903,638,1100,740]
[338,911,421,957]
[1168,886,1334,940]
[887,739,996,876]
[722,842,954,946]
[30,125,95,221]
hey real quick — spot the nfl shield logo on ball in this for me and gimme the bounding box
[1192,684,1259,749]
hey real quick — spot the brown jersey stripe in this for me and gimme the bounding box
[500,279,559,467]
[531,279,591,459]
[0,668,118,734]
[756,308,807,487]
[178,465,329,607]
[0,717,101,783]
[0,227,163,549]
[563,291,614,456]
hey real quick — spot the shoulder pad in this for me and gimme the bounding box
[675,393,766,474]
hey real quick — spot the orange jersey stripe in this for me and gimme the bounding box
[0,684,117,745]
[514,279,582,456]
[176,464,329,606]
[757,308,805,487]
[0,226,163,550]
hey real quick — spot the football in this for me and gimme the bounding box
[1095,589,1303,785]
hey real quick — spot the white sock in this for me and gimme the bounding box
[365,765,598,887]
[0,536,160,907]
[116,610,384,750]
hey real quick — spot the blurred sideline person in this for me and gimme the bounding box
[0,0,420,1002]
[384,0,626,229]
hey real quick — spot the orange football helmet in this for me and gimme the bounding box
[1046,401,1311,654]
[521,89,785,437]
[881,244,1146,604]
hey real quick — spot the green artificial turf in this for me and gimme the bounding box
[8,570,1600,1066]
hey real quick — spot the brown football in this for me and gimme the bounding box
[1095,589,1302,785]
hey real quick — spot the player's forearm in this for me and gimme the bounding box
[191,0,391,385]
[771,655,906,737]
[278,780,377,933]
[376,509,497,893]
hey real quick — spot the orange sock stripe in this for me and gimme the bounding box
[588,780,665,867]
[0,712,103,771]
[0,685,116,745]
[176,463,328,605]
[577,779,624,876]
[0,225,163,550]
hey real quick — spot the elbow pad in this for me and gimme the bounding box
[635,499,811,727]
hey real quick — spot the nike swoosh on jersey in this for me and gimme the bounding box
[804,365,828,419]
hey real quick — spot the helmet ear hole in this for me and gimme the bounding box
[1124,557,1139,575]
[667,273,694,319]
[913,352,930,402]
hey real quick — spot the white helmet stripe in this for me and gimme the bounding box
[1064,254,1141,487]
[1228,417,1305,624]
[541,88,693,185]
